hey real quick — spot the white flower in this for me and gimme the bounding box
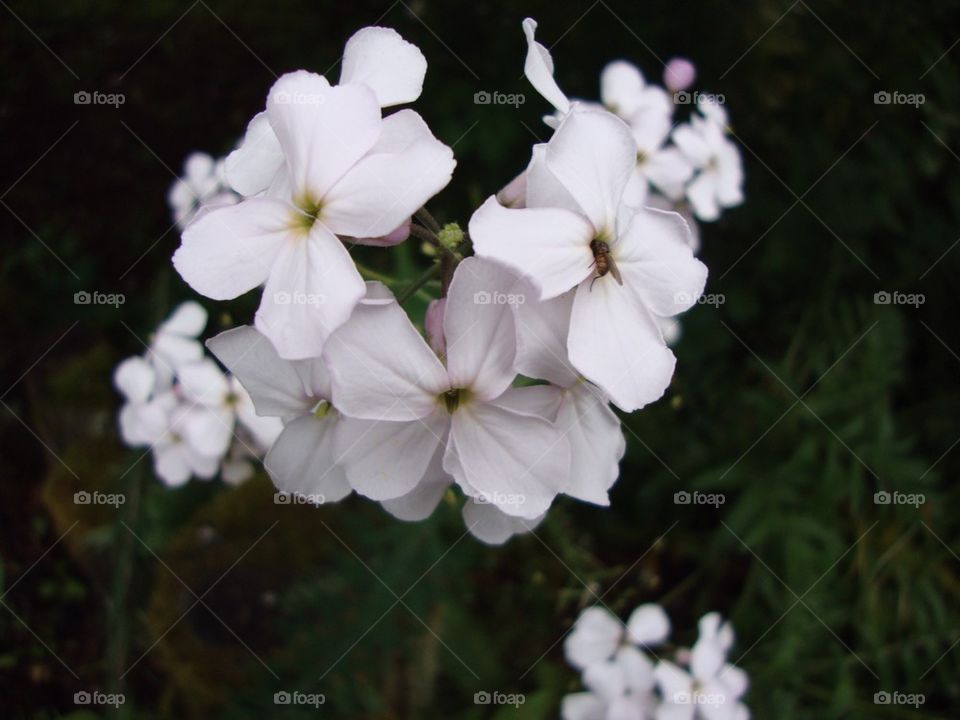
[562,645,658,720]
[167,153,232,229]
[673,116,743,222]
[174,67,456,359]
[147,300,208,384]
[522,18,571,118]
[566,604,671,671]
[206,325,351,504]
[224,26,428,198]
[512,287,625,505]
[600,60,672,123]
[114,356,168,446]
[323,257,570,519]
[151,397,221,487]
[653,613,749,720]
[469,107,707,411]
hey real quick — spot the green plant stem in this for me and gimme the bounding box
[397,262,443,304]
[415,207,441,233]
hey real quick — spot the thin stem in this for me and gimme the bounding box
[354,261,396,286]
[415,207,441,233]
[397,261,443,304]
[408,223,443,249]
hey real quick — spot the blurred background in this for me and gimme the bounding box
[2,0,959,717]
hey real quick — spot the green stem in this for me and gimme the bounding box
[354,261,397,286]
[415,207,441,233]
[397,262,442,304]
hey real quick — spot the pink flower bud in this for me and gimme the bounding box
[425,298,446,355]
[664,57,696,93]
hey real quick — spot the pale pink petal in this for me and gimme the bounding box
[264,414,351,503]
[177,358,229,406]
[614,206,707,317]
[159,300,207,337]
[266,72,379,200]
[513,288,578,387]
[443,257,522,400]
[446,401,569,519]
[339,27,427,107]
[224,111,285,197]
[600,60,646,117]
[462,498,543,545]
[425,298,446,355]
[556,383,624,505]
[332,410,447,500]
[380,446,451,521]
[626,603,671,646]
[546,108,636,234]
[468,196,594,300]
[686,170,720,221]
[254,223,365,359]
[206,326,319,419]
[568,278,676,413]
[114,357,155,403]
[324,282,449,421]
[565,606,623,670]
[173,198,292,300]
[522,18,571,114]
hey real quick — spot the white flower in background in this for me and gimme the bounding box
[512,287,626,505]
[673,113,743,222]
[622,106,694,208]
[563,606,749,720]
[147,300,207,384]
[324,258,570,520]
[470,107,707,412]
[206,325,351,504]
[167,152,238,229]
[114,356,167,445]
[566,604,671,671]
[174,66,456,360]
[600,60,672,123]
[654,613,749,720]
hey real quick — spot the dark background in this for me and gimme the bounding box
[2,0,959,717]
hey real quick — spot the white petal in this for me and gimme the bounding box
[325,283,449,421]
[716,141,745,207]
[180,405,234,458]
[206,326,319,418]
[153,442,192,486]
[177,358,229,406]
[653,660,694,701]
[672,123,711,168]
[322,118,455,239]
[266,72,380,200]
[332,411,447,500]
[526,143,582,213]
[513,288,578,387]
[600,61,645,117]
[645,148,695,200]
[557,383,624,505]
[546,108,636,234]
[686,170,720,221]
[114,356,155,403]
[493,384,565,421]
[462,499,543,545]
[655,701,696,720]
[583,659,626,701]
[626,603,671,646]
[380,446,451,521]
[173,198,292,301]
[254,223,365,359]
[614,206,707,317]
[224,112,285,197]
[565,606,623,670]
[522,18,570,114]
[561,692,607,720]
[446,400,569,519]
[717,663,749,700]
[691,637,726,683]
[264,414,351,503]
[150,334,204,379]
[568,278,676,413]
[234,390,284,449]
[160,300,207,338]
[339,26,427,107]
[468,196,593,300]
[617,645,656,694]
[443,257,522,400]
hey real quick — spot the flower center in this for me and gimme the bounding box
[313,400,334,419]
[291,195,324,233]
[440,387,471,413]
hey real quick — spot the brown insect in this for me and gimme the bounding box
[589,239,623,289]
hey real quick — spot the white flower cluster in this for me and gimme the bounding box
[167,153,239,230]
[113,301,282,486]
[114,20,745,543]
[563,604,750,720]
